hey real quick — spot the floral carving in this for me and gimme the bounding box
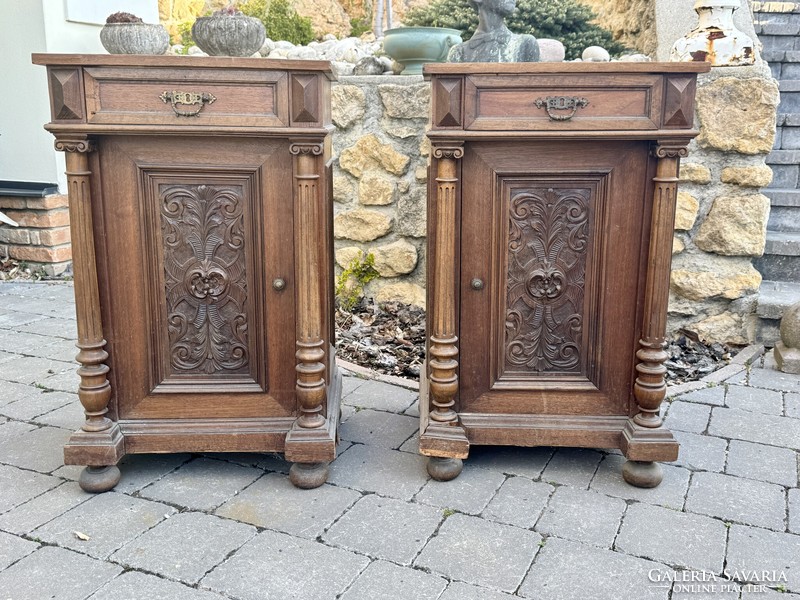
[505,187,590,374]
[160,184,249,375]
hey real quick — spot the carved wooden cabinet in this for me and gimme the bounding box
[421,62,710,487]
[33,54,340,491]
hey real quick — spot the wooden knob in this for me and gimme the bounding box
[272,278,286,291]
[471,278,484,290]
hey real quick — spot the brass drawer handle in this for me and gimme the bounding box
[160,91,217,117]
[534,96,590,121]
[471,278,484,291]
[272,278,286,291]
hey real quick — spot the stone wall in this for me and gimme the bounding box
[331,75,430,307]
[0,195,72,276]
[669,62,779,344]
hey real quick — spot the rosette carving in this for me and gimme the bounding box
[160,184,249,375]
[505,187,590,373]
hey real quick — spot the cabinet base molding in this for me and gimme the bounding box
[64,424,125,467]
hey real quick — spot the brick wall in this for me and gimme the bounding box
[0,195,72,276]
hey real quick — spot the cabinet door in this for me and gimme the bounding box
[92,136,296,421]
[458,140,652,417]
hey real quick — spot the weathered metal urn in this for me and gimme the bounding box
[671,0,755,66]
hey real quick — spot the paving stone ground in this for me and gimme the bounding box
[1,281,799,599]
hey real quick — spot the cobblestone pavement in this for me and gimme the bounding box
[0,281,799,600]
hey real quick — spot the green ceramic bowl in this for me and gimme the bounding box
[383,27,463,75]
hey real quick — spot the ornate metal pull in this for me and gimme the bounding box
[160,91,216,117]
[272,278,286,291]
[534,96,590,121]
[471,278,484,291]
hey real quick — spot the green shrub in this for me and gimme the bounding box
[336,252,379,310]
[240,0,314,45]
[350,16,372,37]
[404,0,626,60]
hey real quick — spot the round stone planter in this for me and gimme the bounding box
[100,23,170,55]
[192,15,266,57]
[383,27,463,75]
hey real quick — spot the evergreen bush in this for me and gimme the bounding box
[239,0,314,45]
[403,0,626,60]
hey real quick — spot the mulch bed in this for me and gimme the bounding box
[335,298,738,385]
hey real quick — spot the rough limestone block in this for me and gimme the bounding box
[375,282,426,307]
[679,162,712,184]
[721,165,774,187]
[331,85,366,129]
[334,208,392,242]
[695,194,770,256]
[371,239,418,276]
[696,77,780,154]
[335,246,363,269]
[686,311,748,345]
[670,257,762,301]
[339,134,410,178]
[358,171,396,206]
[674,192,700,230]
[378,83,430,119]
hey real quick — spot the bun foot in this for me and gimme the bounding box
[289,462,329,489]
[78,465,121,493]
[427,457,463,481]
[622,460,663,488]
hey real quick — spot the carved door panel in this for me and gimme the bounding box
[93,135,296,421]
[458,140,652,417]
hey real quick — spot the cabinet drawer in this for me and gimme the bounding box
[464,74,664,131]
[84,67,289,127]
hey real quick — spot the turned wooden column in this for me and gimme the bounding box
[56,136,122,493]
[58,138,113,434]
[429,145,463,425]
[290,141,327,430]
[285,139,334,488]
[422,144,468,481]
[633,144,688,428]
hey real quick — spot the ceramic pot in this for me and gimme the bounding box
[100,23,170,55]
[192,15,266,57]
[670,0,755,66]
[383,27,462,75]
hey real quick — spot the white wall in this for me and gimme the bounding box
[0,0,159,193]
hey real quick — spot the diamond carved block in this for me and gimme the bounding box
[290,74,320,124]
[50,68,85,121]
[663,75,696,129]
[433,78,462,128]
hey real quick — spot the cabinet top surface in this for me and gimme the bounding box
[32,53,335,79]
[423,61,711,76]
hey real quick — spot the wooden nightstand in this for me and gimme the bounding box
[33,54,340,491]
[421,62,710,487]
